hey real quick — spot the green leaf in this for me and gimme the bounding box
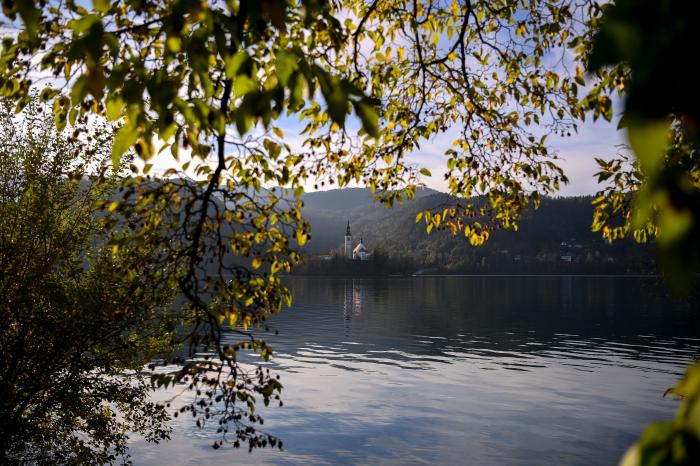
[419,168,432,177]
[92,0,111,13]
[16,2,41,42]
[657,207,692,247]
[663,362,700,399]
[68,107,78,126]
[616,112,630,130]
[324,88,347,126]
[627,118,670,177]
[314,67,348,127]
[225,51,251,79]
[288,72,305,110]
[111,124,139,168]
[52,98,67,131]
[106,96,124,121]
[275,51,298,87]
[235,111,254,135]
[71,14,101,35]
[233,75,257,97]
[71,75,88,104]
[353,100,379,138]
[39,87,56,102]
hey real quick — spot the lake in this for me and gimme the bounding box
[131,276,700,465]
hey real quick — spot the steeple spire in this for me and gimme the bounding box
[344,220,352,258]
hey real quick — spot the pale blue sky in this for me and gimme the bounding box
[265,108,627,197]
[401,116,627,197]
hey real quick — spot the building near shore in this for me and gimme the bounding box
[344,221,372,260]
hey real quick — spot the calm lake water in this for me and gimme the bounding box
[131,276,700,465]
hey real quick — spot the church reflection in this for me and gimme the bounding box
[343,279,365,326]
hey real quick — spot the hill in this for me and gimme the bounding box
[297,188,656,275]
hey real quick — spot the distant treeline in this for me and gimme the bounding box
[293,251,416,276]
[294,190,658,276]
[293,249,656,276]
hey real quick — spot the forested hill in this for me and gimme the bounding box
[298,188,657,274]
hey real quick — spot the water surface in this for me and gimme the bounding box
[131,276,700,465]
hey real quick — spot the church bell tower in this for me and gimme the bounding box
[344,220,352,258]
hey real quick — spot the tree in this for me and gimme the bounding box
[1,0,699,462]
[584,0,700,296]
[0,99,177,464]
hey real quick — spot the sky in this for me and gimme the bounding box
[400,114,627,197]
[547,115,627,196]
[256,106,628,197]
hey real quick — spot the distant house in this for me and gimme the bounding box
[318,251,334,260]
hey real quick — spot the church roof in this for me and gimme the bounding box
[346,220,351,236]
[353,241,369,253]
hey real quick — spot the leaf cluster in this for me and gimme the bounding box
[0,98,177,464]
[586,0,700,295]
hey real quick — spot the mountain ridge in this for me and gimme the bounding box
[298,188,656,274]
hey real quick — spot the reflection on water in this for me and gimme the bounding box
[343,280,365,328]
[131,277,700,466]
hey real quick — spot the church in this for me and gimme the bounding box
[344,221,372,260]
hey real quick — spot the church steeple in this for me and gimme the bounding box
[344,220,352,258]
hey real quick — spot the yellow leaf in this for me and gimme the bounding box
[166,36,181,53]
[619,445,640,466]
[105,96,124,121]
